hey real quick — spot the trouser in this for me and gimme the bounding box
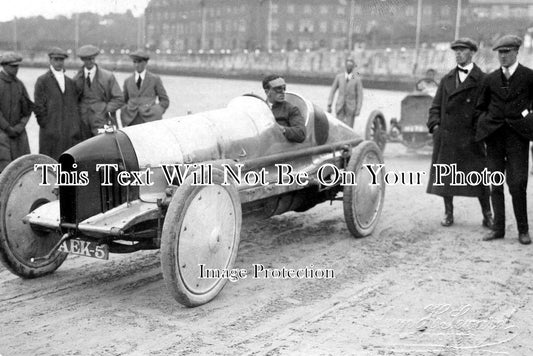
[442,193,491,215]
[485,126,529,234]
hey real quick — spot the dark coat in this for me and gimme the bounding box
[34,70,82,160]
[121,71,169,126]
[73,65,123,139]
[0,71,32,172]
[426,64,489,197]
[476,64,533,142]
[271,101,306,143]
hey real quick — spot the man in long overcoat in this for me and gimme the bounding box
[327,58,363,128]
[34,47,82,160]
[73,45,123,139]
[476,35,533,245]
[121,50,169,126]
[427,38,492,228]
[0,53,33,173]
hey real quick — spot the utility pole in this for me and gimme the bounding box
[200,0,207,50]
[455,0,462,40]
[348,0,355,51]
[74,13,79,54]
[414,0,423,75]
[267,0,272,51]
[13,17,17,51]
[137,14,145,49]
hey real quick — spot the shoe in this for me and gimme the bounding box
[440,214,454,227]
[482,230,505,241]
[441,197,453,227]
[482,214,494,229]
[518,232,531,245]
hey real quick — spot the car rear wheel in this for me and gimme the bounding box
[365,113,387,153]
[161,167,242,307]
[0,154,67,278]
[343,141,385,238]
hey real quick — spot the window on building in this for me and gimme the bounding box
[319,21,328,33]
[239,19,246,32]
[271,19,279,32]
[288,5,295,14]
[320,5,328,15]
[304,5,312,14]
[423,5,432,16]
[354,5,362,15]
[441,5,450,17]
[299,19,314,33]
[286,21,295,32]
[272,3,278,14]
[406,6,415,16]
[337,6,344,15]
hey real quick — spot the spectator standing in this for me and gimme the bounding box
[0,53,33,173]
[121,50,169,126]
[34,47,82,160]
[73,45,123,139]
[476,35,533,245]
[327,58,363,128]
[426,38,492,228]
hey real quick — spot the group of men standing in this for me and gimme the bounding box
[0,45,169,172]
[427,35,533,245]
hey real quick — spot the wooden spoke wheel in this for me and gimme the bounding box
[343,141,385,238]
[365,113,387,153]
[0,154,67,278]
[161,167,242,307]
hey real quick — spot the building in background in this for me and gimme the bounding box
[144,0,533,53]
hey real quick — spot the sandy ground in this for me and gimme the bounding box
[1,70,532,355]
[1,145,532,356]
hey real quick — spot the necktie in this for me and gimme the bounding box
[86,72,91,88]
[136,75,142,89]
[503,67,511,80]
[457,67,468,74]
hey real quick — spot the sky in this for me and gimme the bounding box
[0,0,151,21]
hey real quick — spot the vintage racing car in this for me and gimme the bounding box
[0,93,385,307]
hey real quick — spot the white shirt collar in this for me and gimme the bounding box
[502,61,519,76]
[458,63,474,72]
[135,70,146,81]
[83,66,96,81]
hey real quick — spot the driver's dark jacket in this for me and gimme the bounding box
[271,101,306,143]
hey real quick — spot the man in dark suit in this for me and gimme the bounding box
[427,38,492,228]
[476,35,533,245]
[121,50,169,126]
[327,58,364,128]
[34,47,82,160]
[73,44,123,139]
[262,75,306,143]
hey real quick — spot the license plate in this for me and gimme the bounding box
[58,239,109,260]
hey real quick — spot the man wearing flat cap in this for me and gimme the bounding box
[427,38,492,229]
[73,44,123,139]
[34,47,82,160]
[120,49,169,126]
[0,52,33,173]
[476,34,533,245]
[262,74,306,143]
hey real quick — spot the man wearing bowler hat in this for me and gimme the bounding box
[74,44,123,139]
[34,47,82,160]
[427,38,492,228]
[0,52,33,173]
[121,49,169,126]
[476,35,533,245]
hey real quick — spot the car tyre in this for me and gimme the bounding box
[365,112,387,153]
[161,167,242,307]
[0,154,67,278]
[343,141,385,238]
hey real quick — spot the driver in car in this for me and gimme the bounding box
[262,75,306,143]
